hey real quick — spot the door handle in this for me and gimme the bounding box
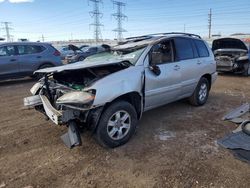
[174,65,180,70]
[10,59,17,62]
[197,60,202,65]
[37,56,42,58]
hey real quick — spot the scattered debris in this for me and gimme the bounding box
[222,103,249,120]
[219,104,250,164]
[155,129,176,141]
[0,182,6,188]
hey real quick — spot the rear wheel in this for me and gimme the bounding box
[95,101,138,148]
[189,77,210,106]
[243,63,249,76]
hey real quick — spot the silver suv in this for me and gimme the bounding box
[0,42,62,80]
[24,33,217,148]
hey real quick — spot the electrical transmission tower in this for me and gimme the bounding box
[112,0,127,41]
[1,22,13,42]
[89,0,103,43]
[208,8,212,39]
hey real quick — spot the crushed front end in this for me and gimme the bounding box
[212,38,250,74]
[24,61,131,148]
[24,74,96,148]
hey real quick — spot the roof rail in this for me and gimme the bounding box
[125,32,201,40]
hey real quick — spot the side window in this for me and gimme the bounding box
[17,45,45,55]
[194,40,209,57]
[151,40,173,65]
[174,38,194,60]
[88,47,97,53]
[17,45,26,55]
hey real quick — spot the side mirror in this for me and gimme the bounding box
[149,64,161,76]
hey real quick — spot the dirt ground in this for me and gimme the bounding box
[1,75,250,188]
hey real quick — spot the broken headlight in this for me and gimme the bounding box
[56,91,95,106]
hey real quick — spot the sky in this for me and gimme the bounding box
[0,0,250,41]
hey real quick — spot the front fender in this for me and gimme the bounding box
[86,66,144,106]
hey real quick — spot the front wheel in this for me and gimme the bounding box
[189,77,210,106]
[78,56,85,61]
[95,101,138,148]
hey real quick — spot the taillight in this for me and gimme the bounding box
[54,50,61,56]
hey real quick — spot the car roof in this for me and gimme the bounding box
[113,33,202,50]
[0,42,51,46]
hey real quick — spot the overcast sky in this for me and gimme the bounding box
[0,0,250,41]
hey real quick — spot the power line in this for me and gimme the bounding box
[88,0,103,43]
[111,0,127,41]
[208,8,212,38]
[1,22,13,42]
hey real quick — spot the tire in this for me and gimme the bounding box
[78,56,85,61]
[242,63,249,76]
[95,101,138,148]
[189,77,210,106]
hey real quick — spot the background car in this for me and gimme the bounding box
[79,45,89,50]
[0,42,62,80]
[212,37,250,75]
[58,44,81,60]
[65,44,111,63]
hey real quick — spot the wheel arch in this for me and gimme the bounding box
[104,91,142,120]
[201,73,211,90]
[38,62,55,70]
[87,91,142,133]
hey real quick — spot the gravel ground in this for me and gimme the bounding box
[1,75,250,188]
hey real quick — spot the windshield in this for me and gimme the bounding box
[84,47,145,65]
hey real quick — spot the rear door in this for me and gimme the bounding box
[144,39,182,110]
[15,44,46,76]
[173,37,202,97]
[0,45,19,79]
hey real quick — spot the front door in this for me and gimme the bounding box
[144,40,182,110]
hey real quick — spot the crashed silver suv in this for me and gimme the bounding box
[24,33,217,148]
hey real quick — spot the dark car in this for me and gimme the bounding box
[0,42,62,80]
[212,37,250,75]
[65,44,111,63]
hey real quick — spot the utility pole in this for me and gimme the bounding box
[1,22,13,42]
[42,34,45,42]
[208,8,212,39]
[111,0,127,42]
[88,0,103,43]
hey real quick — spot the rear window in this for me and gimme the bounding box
[194,40,209,57]
[174,38,194,60]
[17,45,46,55]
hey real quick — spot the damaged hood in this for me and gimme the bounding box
[35,56,127,74]
[212,38,249,51]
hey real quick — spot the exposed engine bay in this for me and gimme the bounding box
[53,61,131,90]
[212,38,250,74]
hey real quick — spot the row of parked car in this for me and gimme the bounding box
[0,36,249,81]
[0,42,110,80]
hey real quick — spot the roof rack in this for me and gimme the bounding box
[125,32,201,40]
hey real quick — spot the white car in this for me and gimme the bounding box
[24,33,217,148]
